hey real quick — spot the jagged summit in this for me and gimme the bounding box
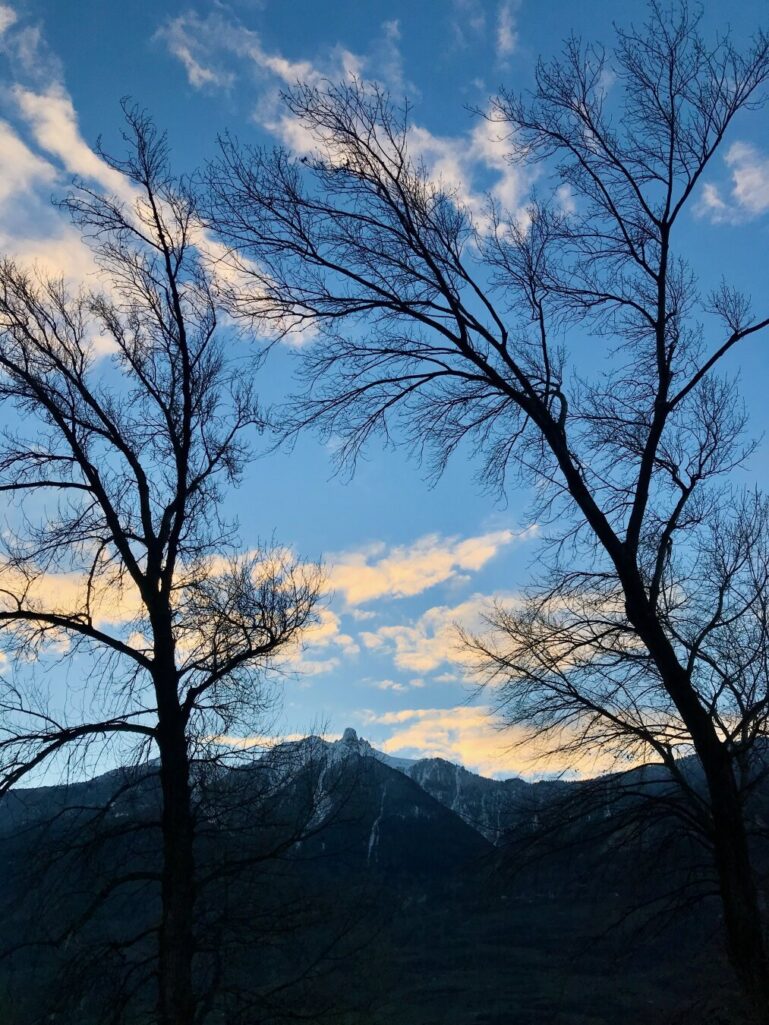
[340,727,359,744]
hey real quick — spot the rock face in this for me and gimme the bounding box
[403,757,536,843]
[315,730,564,844]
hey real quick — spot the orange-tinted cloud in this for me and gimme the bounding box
[329,527,535,606]
[367,705,645,780]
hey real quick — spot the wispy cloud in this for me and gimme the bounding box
[13,85,133,200]
[450,0,487,50]
[157,15,236,90]
[496,1,519,60]
[0,4,17,36]
[158,8,535,226]
[0,12,132,290]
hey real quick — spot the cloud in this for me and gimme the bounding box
[373,676,424,693]
[375,679,409,693]
[724,142,769,216]
[0,4,17,36]
[697,142,769,224]
[159,9,534,225]
[13,85,133,201]
[283,607,359,679]
[156,11,343,93]
[0,117,109,292]
[366,704,641,779]
[328,527,534,606]
[496,1,519,59]
[0,118,56,204]
[0,12,138,293]
[0,11,258,339]
[302,608,359,656]
[450,0,487,49]
[360,592,519,673]
[0,565,144,630]
[157,15,235,90]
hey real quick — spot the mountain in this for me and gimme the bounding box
[273,727,572,845]
[0,727,750,1025]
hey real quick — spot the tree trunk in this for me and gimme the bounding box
[154,652,196,1025]
[624,586,769,1022]
[706,757,769,1025]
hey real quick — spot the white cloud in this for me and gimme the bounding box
[496,1,519,59]
[13,85,133,201]
[450,0,487,49]
[159,10,534,226]
[0,4,17,36]
[0,118,55,204]
[697,141,769,224]
[328,526,535,606]
[0,11,140,295]
[156,12,333,93]
[157,15,235,90]
[725,142,769,216]
[373,676,424,693]
[375,679,409,693]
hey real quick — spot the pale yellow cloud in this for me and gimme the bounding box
[280,607,359,679]
[0,565,144,630]
[329,527,535,606]
[360,592,520,673]
[368,705,643,780]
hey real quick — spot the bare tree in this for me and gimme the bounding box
[204,4,769,1018]
[0,729,375,1024]
[0,105,320,1025]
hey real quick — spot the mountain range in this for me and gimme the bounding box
[0,727,753,1024]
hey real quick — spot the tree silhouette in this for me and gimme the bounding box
[0,105,320,1025]
[205,5,769,1018]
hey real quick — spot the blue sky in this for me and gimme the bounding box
[0,0,768,778]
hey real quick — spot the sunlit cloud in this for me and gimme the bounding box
[0,565,144,630]
[328,527,535,607]
[365,704,644,780]
[279,607,359,679]
[360,592,519,674]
